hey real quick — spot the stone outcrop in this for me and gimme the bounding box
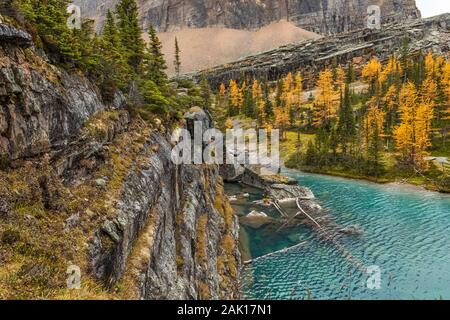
[90,132,240,299]
[0,23,33,47]
[192,13,450,88]
[0,27,125,161]
[74,0,420,34]
[90,110,240,299]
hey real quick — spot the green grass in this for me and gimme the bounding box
[280,131,315,160]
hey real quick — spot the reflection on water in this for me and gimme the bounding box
[227,169,450,300]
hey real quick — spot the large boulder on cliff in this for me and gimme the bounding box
[184,107,213,138]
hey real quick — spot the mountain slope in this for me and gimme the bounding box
[74,0,421,34]
[154,20,320,75]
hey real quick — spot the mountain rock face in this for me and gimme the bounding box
[74,0,420,34]
[192,14,450,89]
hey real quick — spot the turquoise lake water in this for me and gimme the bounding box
[232,170,450,300]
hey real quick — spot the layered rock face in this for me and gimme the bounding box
[0,22,240,299]
[0,23,125,161]
[193,14,450,89]
[74,0,420,34]
[91,112,241,299]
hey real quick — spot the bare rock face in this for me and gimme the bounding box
[0,27,124,161]
[74,0,420,34]
[195,13,450,89]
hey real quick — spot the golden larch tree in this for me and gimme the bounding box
[394,82,432,171]
[313,68,338,126]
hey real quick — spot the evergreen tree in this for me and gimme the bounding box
[337,84,356,158]
[174,37,181,76]
[199,73,212,110]
[116,0,145,73]
[99,10,131,94]
[141,79,170,115]
[144,25,168,87]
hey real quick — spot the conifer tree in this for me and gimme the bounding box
[366,106,385,176]
[229,80,240,116]
[313,68,338,126]
[99,10,131,93]
[174,37,181,76]
[199,73,212,110]
[337,84,356,158]
[394,82,431,171]
[144,25,168,87]
[116,0,145,73]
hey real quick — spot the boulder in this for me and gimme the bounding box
[184,107,213,138]
[240,211,273,229]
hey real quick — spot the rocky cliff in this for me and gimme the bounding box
[0,22,240,299]
[191,13,450,89]
[74,0,421,34]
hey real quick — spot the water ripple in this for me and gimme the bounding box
[237,171,450,300]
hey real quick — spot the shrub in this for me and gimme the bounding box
[2,229,21,245]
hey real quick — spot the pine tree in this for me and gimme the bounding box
[144,25,168,87]
[99,10,131,93]
[337,84,356,158]
[383,84,399,148]
[218,83,227,113]
[116,0,145,73]
[174,37,181,76]
[273,105,290,140]
[293,72,303,140]
[281,72,294,125]
[335,66,346,94]
[366,106,385,177]
[252,80,266,127]
[141,79,170,115]
[229,79,240,116]
[16,0,88,64]
[199,73,212,110]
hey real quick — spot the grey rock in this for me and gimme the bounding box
[65,213,80,230]
[184,106,213,138]
[0,23,33,47]
[74,0,420,35]
[95,178,107,187]
[241,165,297,189]
[0,197,10,218]
[240,210,273,229]
[193,13,450,89]
[1,24,124,161]
[89,128,240,299]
